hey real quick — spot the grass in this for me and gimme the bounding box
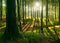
[0,31,59,43]
[0,32,4,43]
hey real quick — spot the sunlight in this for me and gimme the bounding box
[33,2,45,11]
[3,0,6,7]
[33,2,40,10]
[3,4,6,6]
[26,16,28,19]
[35,2,40,8]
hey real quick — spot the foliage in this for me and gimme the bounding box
[0,31,60,43]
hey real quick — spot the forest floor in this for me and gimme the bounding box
[0,31,59,43]
[0,18,60,43]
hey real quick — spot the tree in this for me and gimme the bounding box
[46,0,48,30]
[0,0,2,23]
[31,5,32,19]
[17,0,22,31]
[35,7,36,21]
[37,9,38,19]
[28,0,29,18]
[3,0,20,40]
[59,0,60,24]
[53,0,60,41]
[41,0,43,33]
[55,1,56,20]
[22,0,24,25]
[25,0,26,19]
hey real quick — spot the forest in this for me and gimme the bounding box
[0,0,60,43]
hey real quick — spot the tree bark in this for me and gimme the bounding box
[25,0,26,19]
[46,0,48,29]
[17,0,22,31]
[28,1,29,18]
[22,0,24,25]
[41,0,43,33]
[59,0,60,24]
[3,0,20,40]
[0,0,2,23]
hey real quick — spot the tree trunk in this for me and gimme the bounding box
[0,0,2,23]
[53,0,59,40]
[28,1,29,18]
[55,3,56,20]
[17,0,22,31]
[22,0,24,25]
[25,0,26,19]
[31,5,32,19]
[59,0,60,24]
[41,0,43,33]
[3,0,20,40]
[46,0,48,30]
[37,10,38,19]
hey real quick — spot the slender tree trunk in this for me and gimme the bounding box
[31,1,32,19]
[3,0,20,40]
[55,3,56,20]
[31,5,32,19]
[59,0,60,24]
[33,7,35,19]
[22,0,24,25]
[41,0,43,33]
[28,1,29,18]
[25,0,26,19]
[0,0,2,23]
[37,10,38,19]
[46,0,48,30]
[35,8,36,21]
[17,0,22,31]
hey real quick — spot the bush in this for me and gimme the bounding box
[24,32,46,43]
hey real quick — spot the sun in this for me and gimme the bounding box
[33,2,45,11]
[35,2,40,8]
